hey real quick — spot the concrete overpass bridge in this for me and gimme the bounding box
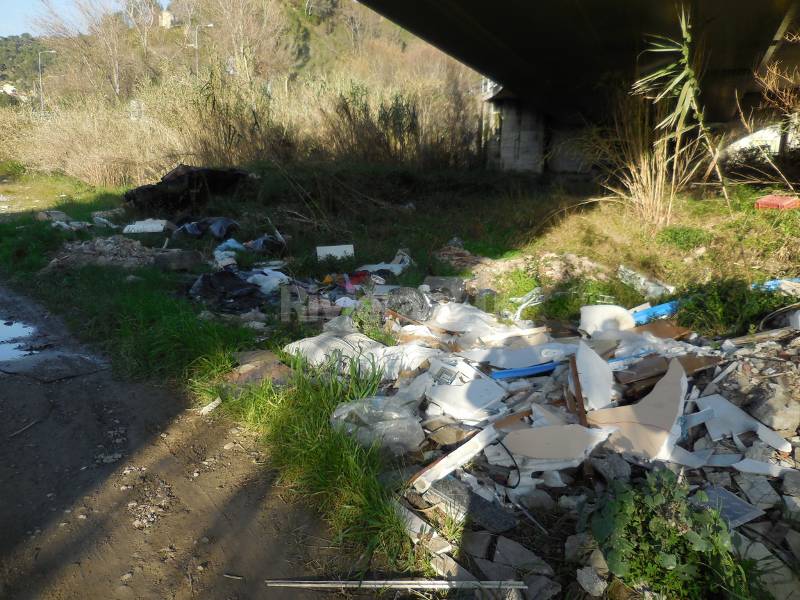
[360,0,800,172]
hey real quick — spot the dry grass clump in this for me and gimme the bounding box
[0,69,479,186]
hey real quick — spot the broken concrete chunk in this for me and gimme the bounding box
[783,470,800,497]
[564,532,596,564]
[744,384,800,433]
[735,475,781,511]
[225,350,291,387]
[786,529,800,564]
[783,495,800,522]
[590,454,631,483]
[423,476,518,534]
[576,566,608,597]
[461,529,493,559]
[588,549,609,578]
[474,557,517,582]
[520,489,555,512]
[732,459,797,478]
[732,532,800,599]
[558,494,587,513]
[704,471,732,488]
[523,575,561,600]
[494,536,553,576]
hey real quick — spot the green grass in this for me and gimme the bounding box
[657,225,713,251]
[529,277,645,322]
[202,358,413,566]
[675,278,790,337]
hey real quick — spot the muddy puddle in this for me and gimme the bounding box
[0,320,36,361]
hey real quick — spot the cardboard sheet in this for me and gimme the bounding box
[503,424,613,460]
[575,341,614,410]
[587,360,687,460]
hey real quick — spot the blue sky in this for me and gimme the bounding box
[0,0,168,37]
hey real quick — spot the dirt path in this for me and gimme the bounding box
[0,282,332,599]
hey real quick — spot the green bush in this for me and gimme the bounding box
[676,278,789,337]
[657,225,713,250]
[531,277,644,321]
[592,470,759,599]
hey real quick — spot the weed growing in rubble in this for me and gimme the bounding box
[529,277,644,322]
[349,298,397,345]
[591,470,760,599]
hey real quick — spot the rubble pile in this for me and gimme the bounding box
[43,235,202,272]
[279,271,800,597]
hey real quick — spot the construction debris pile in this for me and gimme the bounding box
[282,275,800,598]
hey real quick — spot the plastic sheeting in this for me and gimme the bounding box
[331,395,425,455]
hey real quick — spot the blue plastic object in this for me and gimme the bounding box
[754,278,800,291]
[490,362,557,380]
[631,300,681,325]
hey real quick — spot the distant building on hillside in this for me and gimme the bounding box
[159,10,175,28]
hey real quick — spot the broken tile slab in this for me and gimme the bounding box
[502,425,613,465]
[430,554,478,581]
[411,426,499,493]
[0,351,106,382]
[519,489,555,512]
[461,530,493,559]
[474,557,518,582]
[590,454,631,483]
[706,453,744,467]
[427,423,478,446]
[576,566,607,597]
[523,575,561,600]
[783,470,800,497]
[423,476,518,534]
[783,496,800,522]
[734,475,781,511]
[494,536,553,576]
[733,459,798,478]
[589,549,609,578]
[732,532,800,599]
[704,471,732,488]
[425,379,507,422]
[696,394,791,453]
[574,341,614,410]
[703,486,764,529]
[744,383,800,433]
[587,360,687,461]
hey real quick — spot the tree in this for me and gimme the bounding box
[124,0,158,58]
[210,0,296,83]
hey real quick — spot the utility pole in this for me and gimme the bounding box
[38,50,57,111]
[191,24,214,77]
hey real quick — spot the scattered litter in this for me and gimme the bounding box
[358,249,412,276]
[123,219,172,234]
[579,304,635,336]
[198,397,222,415]
[617,265,675,299]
